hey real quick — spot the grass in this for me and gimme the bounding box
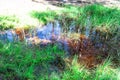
[77,4,120,27]
[62,57,119,80]
[0,42,64,80]
[0,15,19,30]
[0,42,119,80]
[0,3,120,80]
[31,10,57,25]
[31,4,120,30]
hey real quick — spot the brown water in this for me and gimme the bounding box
[0,20,119,68]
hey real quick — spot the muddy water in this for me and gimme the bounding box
[0,30,18,42]
[0,20,110,67]
[0,20,104,51]
[1,19,107,49]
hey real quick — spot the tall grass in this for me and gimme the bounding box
[0,42,119,80]
[50,56,119,80]
[94,58,117,80]
[0,42,64,79]
[78,4,120,27]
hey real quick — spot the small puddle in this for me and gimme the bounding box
[0,20,110,68]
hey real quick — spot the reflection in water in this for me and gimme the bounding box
[36,21,61,40]
[0,31,7,43]
[36,26,47,39]
[6,30,14,42]
[0,30,18,43]
[69,21,75,33]
[54,20,61,39]
[85,16,90,38]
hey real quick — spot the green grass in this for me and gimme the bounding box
[76,4,120,27]
[94,58,118,80]
[0,42,64,80]
[0,15,19,30]
[31,10,57,25]
[62,57,119,80]
[0,42,119,80]
[31,4,120,29]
